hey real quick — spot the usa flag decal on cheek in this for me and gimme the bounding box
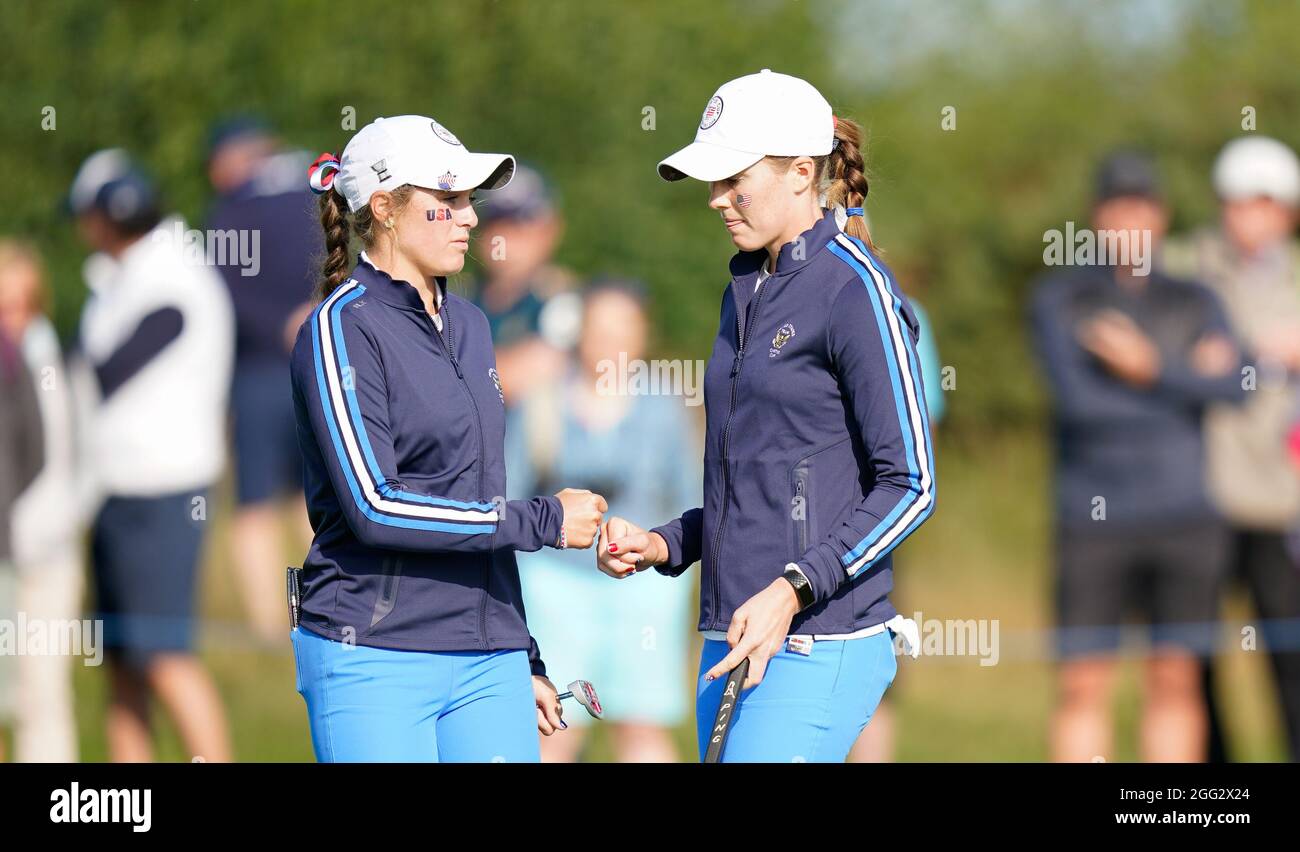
[736,193,752,208]
[426,209,454,221]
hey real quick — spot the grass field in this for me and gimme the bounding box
[55,429,1291,762]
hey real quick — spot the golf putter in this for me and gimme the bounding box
[703,657,749,763]
[556,679,604,720]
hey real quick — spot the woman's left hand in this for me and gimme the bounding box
[532,675,567,735]
[702,578,800,689]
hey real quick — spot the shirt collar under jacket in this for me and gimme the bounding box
[353,251,447,314]
[727,207,842,291]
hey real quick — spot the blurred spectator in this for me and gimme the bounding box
[68,149,234,762]
[470,163,580,404]
[1163,135,1300,761]
[0,240,82,761]
[206,116,320,642]
[0,316,45,763]
[506,281,699,761]
[1031,151,1246,762]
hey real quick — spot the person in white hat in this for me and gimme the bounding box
[289,116,607,761]
[1164,135,1300,761]
[598,71,935,762]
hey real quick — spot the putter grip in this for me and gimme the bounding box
[703,657,749,763]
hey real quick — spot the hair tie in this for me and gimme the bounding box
[308,152,341,194]
[845,207,864,217]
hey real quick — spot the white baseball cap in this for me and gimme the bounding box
[658,69,834,182]
[333,115,515,212]
[1213,135,1300,207]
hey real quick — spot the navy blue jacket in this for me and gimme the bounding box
[652,211,937,634]
[1030,265,1246,530]
[290,254,564,672]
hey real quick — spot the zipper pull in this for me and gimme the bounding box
[730,355,741,377]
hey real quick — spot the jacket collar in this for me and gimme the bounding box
[352,251,447,313]
[728,208,841,287]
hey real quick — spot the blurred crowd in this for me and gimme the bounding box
[0,116,1297,763]
[1032,138,1300,762]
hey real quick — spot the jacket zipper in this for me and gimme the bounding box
[425,298,492,648]
[710,276,769,628]
[794,471,808,555]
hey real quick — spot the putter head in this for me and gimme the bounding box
[566,679,603,719]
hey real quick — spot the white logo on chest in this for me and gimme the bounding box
[770,322,795,358]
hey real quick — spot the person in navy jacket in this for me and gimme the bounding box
[290,115,605,762]
[599,71,936,762]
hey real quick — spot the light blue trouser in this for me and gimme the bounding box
[695,631,898,762]
[291,626,540,762]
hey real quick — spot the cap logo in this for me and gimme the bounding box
[700,95,724,130]
[430,120,461,146]
[371,159,392,183]
[437,171,456,190]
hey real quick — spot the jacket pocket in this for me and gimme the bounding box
[791,459,813,562]
[368,556,403,629]
[788,437,855,563]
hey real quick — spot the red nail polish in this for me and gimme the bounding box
[609,544,618,553]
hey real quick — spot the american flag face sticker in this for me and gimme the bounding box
[736,193,752,208]
[437,171,456,190]
[426,208,454,221]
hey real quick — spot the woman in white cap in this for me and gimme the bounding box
[1164,135,1300,761]
[598,71,934,761]
[290,115,606,761]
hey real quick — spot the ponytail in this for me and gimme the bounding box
[824,117,878,253]
[309,146,415,301]
[317,189,352,301]
[317,188,353,301]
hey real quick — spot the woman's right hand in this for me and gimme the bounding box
[555,488,607,549]
[596,516,668,579]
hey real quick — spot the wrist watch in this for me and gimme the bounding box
[782,563,815,612]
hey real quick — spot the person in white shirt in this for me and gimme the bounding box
[68,149,234,762]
